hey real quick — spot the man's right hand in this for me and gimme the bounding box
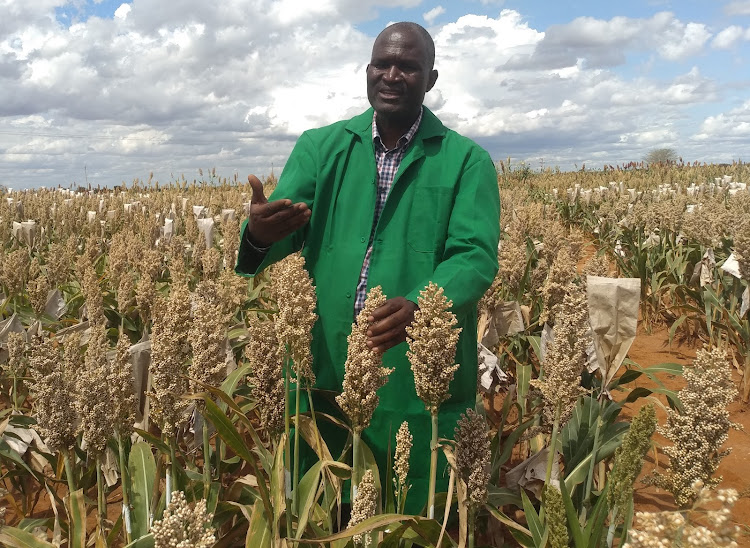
[247,174,311,247]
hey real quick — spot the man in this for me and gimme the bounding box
[236,22,500,514]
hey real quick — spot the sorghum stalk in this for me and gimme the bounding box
[545,401,562,486]
[427,411,438,519]
[202,419,211,499]
[406,282,461,519]
[63,449,77,494]
[283,353,293,534]
[96,455,106,539]
[468,504,476,548]
[293,372,301,515]
[117,430,132,544]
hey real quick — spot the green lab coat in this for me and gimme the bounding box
[236,106,500,514]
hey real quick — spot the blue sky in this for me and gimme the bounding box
[2,0,750,188]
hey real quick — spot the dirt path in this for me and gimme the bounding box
[624,326,750,545]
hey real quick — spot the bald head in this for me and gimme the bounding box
[374,22,435,70]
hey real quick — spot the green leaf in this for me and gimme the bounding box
[559,478,585,548]
[202,397,255,464]
[520,489,544,547]
[0,526,57,548]
[245,500,273,548]
[128,442,156,541]
[123,533,155,548]
[67,488,87,548]
[294,460,323,538]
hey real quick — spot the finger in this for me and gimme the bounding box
[248,174,268,205]
[368,323,409,352]
[272,210,311,240]
[264,203,309,223]
[368,300,400,322]
[256,198,294,217]
[368,310,410,337]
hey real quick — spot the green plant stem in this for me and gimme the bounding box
[283,353,292,536]
[293,375,301,516]
[585,411,603,504]
[427,410,439,519]
[63,450,76,495]
[116,431,132,545]
[96,455,106,541]
[545,402,562,486]
[468,504,476,548]
[12,374,18,411]
[606,505,618,548]
[202,412,211,499]
[352,430,362,505]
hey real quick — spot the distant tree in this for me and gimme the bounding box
[645,148,678,165]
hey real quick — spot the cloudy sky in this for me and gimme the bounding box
[2,0,750,189]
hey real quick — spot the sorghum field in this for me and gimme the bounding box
[0,161,748,547]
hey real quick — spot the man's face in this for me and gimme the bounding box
[366,28,438,124]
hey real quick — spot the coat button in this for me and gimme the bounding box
[346,292,351,298]
[360,237,365,243]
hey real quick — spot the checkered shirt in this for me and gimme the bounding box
[354,108,423,316]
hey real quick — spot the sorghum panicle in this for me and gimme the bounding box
[348,469,378,547]
[149,281,192,437]
[543,485,569,548]
[271,252,317,384]
[151,491,216,548]
[407,282,461,413]
[454,408,491,506]
[530,282,589,427]
[245,317,285,438]
[30,335,79,452]
[393,421,412,492]
[608,404,656,516]
[651,346,739,506]
[336,286,393,433]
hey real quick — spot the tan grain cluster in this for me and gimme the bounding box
[407,282,461,413]
[151,491,216,548]
[336,286,393,433]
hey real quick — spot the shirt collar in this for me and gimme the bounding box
[372,107,423,152]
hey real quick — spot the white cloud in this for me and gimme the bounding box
[114,3,131,20]
[724,0,750,15]
[711,25,750,49]
[694,100,750,141]
[423,6,445,25]
[0,1,748,187]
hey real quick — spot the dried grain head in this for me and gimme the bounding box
[271,252,318,384]
[348,469,378,547]
[151,491,216,548]
[110,333,136,438]
[651,346,740,506]
[188,287,230,405]
[245,317,285,438]
[1,248,30,296]
[406,282,461,413]
[540,248,577,325]
[393,421,412,492]
[77,323,114,455]
[454,409,491,506]
[531,282,589,426]
[149,281,192,437]
[336,286,393,433]
[29,335,79,451]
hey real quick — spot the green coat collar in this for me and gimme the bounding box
[344,106,448,143]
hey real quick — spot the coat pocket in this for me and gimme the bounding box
[407,186,454,254]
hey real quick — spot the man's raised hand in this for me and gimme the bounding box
[247,174,311,247]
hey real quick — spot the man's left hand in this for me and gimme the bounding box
[366,297,418,353]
